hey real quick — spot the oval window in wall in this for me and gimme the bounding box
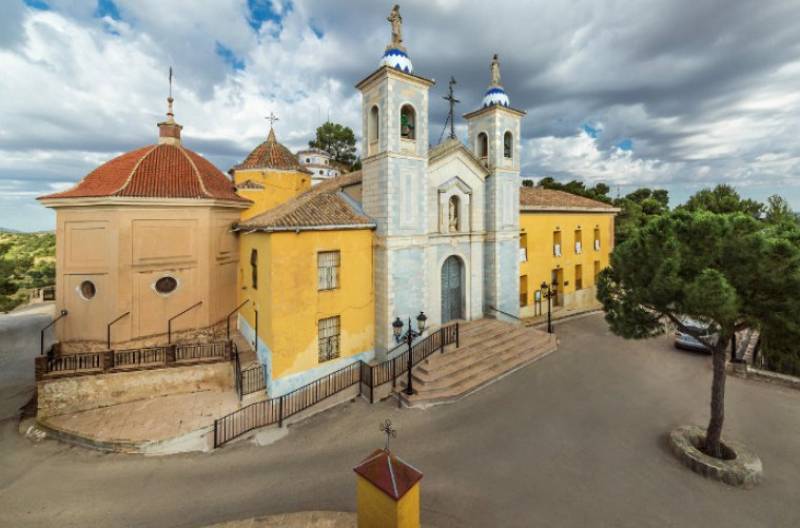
[78,280,96,300]
[154,276,178,295]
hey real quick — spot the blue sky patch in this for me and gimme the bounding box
[247,0,287,32]
[95,0,121,21]
[617,138,633,151]
[215,42,245,70]
[23,0,49,10]
[583,123,599,139]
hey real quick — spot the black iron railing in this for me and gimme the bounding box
[487,305,521,322]
[40,309,68,356]
[241,364,266,396]
[213,322,460,447]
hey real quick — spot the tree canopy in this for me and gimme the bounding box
[308,121,358,168]
[680,184,764,218]
[597,208,800,457]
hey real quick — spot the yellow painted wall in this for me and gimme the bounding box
[232,168,310,220]
[519,212,615,318]
[356,475,420,528]
[238,228,375,381]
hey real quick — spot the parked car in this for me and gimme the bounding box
[674,318,716,353]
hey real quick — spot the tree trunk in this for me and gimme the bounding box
[705,344,728,458]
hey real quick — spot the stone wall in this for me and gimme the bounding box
[37,361,234,418]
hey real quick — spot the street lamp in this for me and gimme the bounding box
[393,311,428,395]
[540,280,557,334]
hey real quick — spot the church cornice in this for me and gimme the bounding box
[38,196,251,209]
[463,104,527,120]
[355,65,435,92]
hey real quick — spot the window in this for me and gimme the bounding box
[306,157,311,163]
[520,275,528,307]
[318,251,340,290]
[504,131,513,159]
[78,280,96,300]
[575,264,583,290]
[477,132,488,158]
[594,260,601,283]
[250,249,258,290]
[574,229,583,254]
[318,316,341,362]
[369,105,380,145]
[400,104,416,139]
[154,276,178,295]
[448,195,460,232]
[594,227,601,251]
[519,232,528,262]
[553,231,562,257]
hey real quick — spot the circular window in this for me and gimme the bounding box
[78,280,96,300]
[154,276,178,295]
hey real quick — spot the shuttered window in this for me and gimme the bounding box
[318,251,340,291]
[318,316,341,362]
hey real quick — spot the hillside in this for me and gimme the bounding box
[0,232,56,312]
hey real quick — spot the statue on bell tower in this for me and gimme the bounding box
[490,53,502,86]
[387,4,405,50]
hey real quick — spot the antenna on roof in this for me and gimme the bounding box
[168,66,173,99]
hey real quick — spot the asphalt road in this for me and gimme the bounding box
[1,313,799,527]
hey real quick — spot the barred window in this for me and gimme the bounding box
[318,316,341,362]
[318,251,340,291]
[250,249,258,290]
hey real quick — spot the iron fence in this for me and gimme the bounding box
[46,352,102,373]
[213,322,460,447]
[176,341,228,362]
[241,364,266,396]
[113,346,168,368]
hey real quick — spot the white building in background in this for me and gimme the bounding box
[296,148,341,185]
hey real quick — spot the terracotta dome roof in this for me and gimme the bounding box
[39,143,248,203]
[234,128,310,173]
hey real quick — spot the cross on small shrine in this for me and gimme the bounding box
[443,76,460,140]
[380,418,397,451]
[265,111,279,128]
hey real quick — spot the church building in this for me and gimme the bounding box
[39,5,617,400]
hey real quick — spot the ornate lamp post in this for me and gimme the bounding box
[393,312,428,395]
[540,280,557,334]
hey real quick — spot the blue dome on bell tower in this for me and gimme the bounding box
[380,48,413,74]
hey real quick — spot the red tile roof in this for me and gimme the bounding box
[353,449,423,500]
[236,171,373,231]
[519,187,619,212]
[39,143,248,203]
[234,128,310,173]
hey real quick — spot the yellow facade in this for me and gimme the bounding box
[519,212,615,319]
[232,168,310,220]
[238,228,375,383]
[356,475,420,528]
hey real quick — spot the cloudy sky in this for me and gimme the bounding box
[1,0,799,231]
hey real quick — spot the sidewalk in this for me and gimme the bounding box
[41,390,239,445]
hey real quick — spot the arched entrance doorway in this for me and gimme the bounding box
[441,255,464,323]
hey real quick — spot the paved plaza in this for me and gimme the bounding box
[1,313,799,527]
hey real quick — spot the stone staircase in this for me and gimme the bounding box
[398,318,557,408]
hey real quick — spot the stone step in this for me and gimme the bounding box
[400,337,557,407]
[412,334,555,391]
[417,327,547,376]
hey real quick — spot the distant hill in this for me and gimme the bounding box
[0,227,22,233]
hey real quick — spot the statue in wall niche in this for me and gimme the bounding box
[387,4,403,49]
[448,197,459,232]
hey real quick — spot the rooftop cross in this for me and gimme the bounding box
[168,66,173,99]
[443,76,460,140]
[380,418,397,451]
[265,112,279,129]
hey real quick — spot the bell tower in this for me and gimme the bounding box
[464,54,526,317]
[357,5,435,355]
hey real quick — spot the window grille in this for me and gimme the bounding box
[318,316,341,362]
[250,249,258,290]
[553,244,562,257]
[594,239,601,251]
[575,241,582,254]
[318,251,341,290]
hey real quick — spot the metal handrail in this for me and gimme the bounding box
[226,299,249,341]
[167,301,203,344]
[107,311,130,350]
[487,305,521,322]
[40,309,68,355]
